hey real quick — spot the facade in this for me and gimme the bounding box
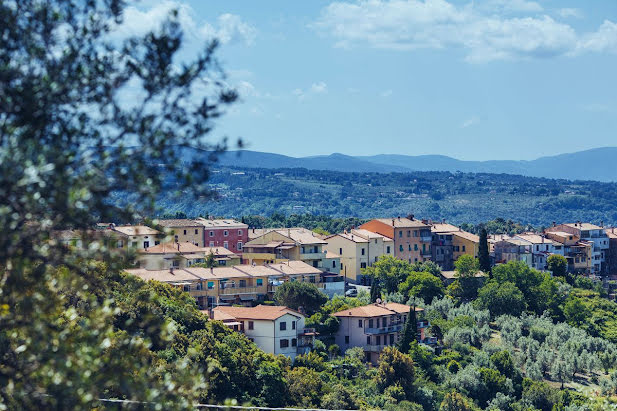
[359,217,432,264]
[546,223,610,275]
[137,242,240,270]
[428,223,480,270]
[196,218,249,254]
[125,260,324,309]
[607,228,617,276]
[493,238,533,266]
[514,233,564,271]
[332,302,429,364]
[156,219,204,247]
[211,305,314,360]
[110,225,162,250]
[324,229,394,284]
[324,251,341,275]
[451,231,480,260]
[242,228,328,269]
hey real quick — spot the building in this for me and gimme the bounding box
[429,223,457,271]
[324,251,341,275]
[493,238,532,266]
[514,233,564,271]
[211,305,315,360]
[359,217,432,264]
[324,229,394,284]
[451,230,480,260]
[195,218,249,254]
[606,228,617,276]
[125,260,325,309]
[156,219,205,247]
[544,231,592,274]
[137,242,240,270]
[332,302,429,364]
[546,223,610,275]
[440,270,486,286]
[242,228,328,269]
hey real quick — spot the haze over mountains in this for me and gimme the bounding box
[210,147,617,182]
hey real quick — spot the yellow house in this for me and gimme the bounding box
[451,230,480,260]
[156,219,205,247]
[137,242,241,270]
[243,228,327,269]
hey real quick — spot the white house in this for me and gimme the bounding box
[211,305,315,360]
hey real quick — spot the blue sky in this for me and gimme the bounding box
[123,1,617,160]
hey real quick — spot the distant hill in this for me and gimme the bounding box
[182,147,617,182]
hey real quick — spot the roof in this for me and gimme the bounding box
[325,251,340,259]
[373,218,430,228]
[515,234,558,245]
[156,219,201,228]
[331,229,393,243]
[140,242,207,254]
[212,305,303,321]
[113,225,160,236]
[450,231,480,243]
[431,223,460,233]
[441,270,485,279]
[124,268,202,282]
[332,302,423,318]
[606,228,617,239]
[564,223,603,231]
[248,228,326,245]
[201,246,238,257]
[195,218,248,229]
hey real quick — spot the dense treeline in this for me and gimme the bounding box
[147,167,617,226]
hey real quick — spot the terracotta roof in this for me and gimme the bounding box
[564,223,603,231]
[195,218,248,229]
[202,246,238,257]
[450,231,480,243]
[606,228,617,239]
[112,225,160,236]
[431,223,460,233]
[140,242,207,254]
[331,229,393,243]
[156,219,201,227]
[212,305,302,321]
[124,268,202,282]
[332,303,423,318]
[373,218,430,228]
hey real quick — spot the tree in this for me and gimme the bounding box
[273,281,328,315]
[439,392,479,411]
[370,279,382,303]
[320,384,357,410]
[287,367,324,407]
[398,306,418,353]
[449,255,482,302]
[475,281,526,318]
[364,255,414,294]
[455,255,480,278]
[1,0,237,407]
[376,347,416,400]
[547,254,568,279]
[398,271,444,304]
[563,297,591,327]
[478,228,491,275]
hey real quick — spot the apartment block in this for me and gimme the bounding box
[137,242,240,270]
[546,223,609,275]
[359,217,432,264]
[196,218,248,254]
[156,219,205,247]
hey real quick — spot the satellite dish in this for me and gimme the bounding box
[376,298,382,304]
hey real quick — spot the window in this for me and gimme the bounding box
[399,245,403,252]
[248,321,254,330]
[172,260,180,268]
[301,246,305,253]
[345,336,349,344]
[237,241,243,250]
[358,320,363,328]
[375,257,378,262]
[368,319,374,328]
[239,279,246,288]
[292,338,297,347]
[223,241,228,249]
[280,321,287,330]
[413,230,418,237]
[117,240,124,248]
[174,235,178,242]
[207,281,214,290]
[154,241,159,245]
[309,275,316,283]
[131,241,138,248]
[292,321,296,330]
[360,262,367,269]
[339,247,343,255]
[143,241,150,248]
[209,231,214,237]
[407,230,410,237]
[280,339,289,348]
[223,230,228,237]
[414,244,418,251]
[367,336,371,344]
[361,248,365,255]
[332,260,336,268]
[195,229,198,235]
[238,229,243,236]
[314,246,318,253]
[408,245,411,251]
[313,261,319,268]
[462,245,466,252]
[209,241,214,247]
[376,336,381,345]
[183,230,187,235]
[399,231,402,238]
[256,279,263,286]
[387,246,391,253]
[389,334,395,345]
[183,284,190,292]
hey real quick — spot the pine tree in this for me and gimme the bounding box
[370,279,381,303]
[478,227,491,276]
[398,306,418,353]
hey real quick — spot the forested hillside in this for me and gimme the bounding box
[142,166,617,226]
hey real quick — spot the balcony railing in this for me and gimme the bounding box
[219,286,260,295]
[365,323,403,334]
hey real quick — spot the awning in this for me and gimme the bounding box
[219,295,236,301]
[169,281,192,286]
[240,294,256,301]
[224,321,243,326]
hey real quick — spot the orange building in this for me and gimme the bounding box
[360,216,432,264]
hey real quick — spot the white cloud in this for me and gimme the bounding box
[310,81,328,93]
[313,0,617,63]
[114,1,256,46]
[461,117,479,128]
[380,89,393,97]
[558,8,582,19]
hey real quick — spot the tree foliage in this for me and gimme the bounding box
[273,281,328,315]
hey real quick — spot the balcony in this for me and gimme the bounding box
[421,249,432,256]
[219,286,260,295]
[363,344,384,352]
[417,321,430,329]
[365,323,403,334]
[300,251,326,260]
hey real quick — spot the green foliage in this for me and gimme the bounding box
[455,255,480,278]
[364,255,415,294]
[475,281,526,318]
[273,281,327,315]
[478,228,491,274]
[398,306,418,353]
[287,367,323,407]
[376,347,416,400]
[439,391,479,411]
[564,297,592,327]
[547,254,568,278]
[399,271,445,304]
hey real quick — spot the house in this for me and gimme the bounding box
[195,218,248,254]
[606,228,617,276]
[211,305,314,360]
[109,225,162,250]
[156,219,205,247]
[324,251,341,275]
[125,260,325,309]
[242,228,328,269]
[137,242,240,270]
[359,216,432,264]
[546,223,610,275]
[450,230,480,260]
[514,233,564,271]
[544,230,593,274]
[324,229,394,284]
[332,302,429,364]
[493,238,533,267]
[440,270,486,286]
[429,223,456,271]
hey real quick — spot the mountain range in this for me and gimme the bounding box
[197,147,617,182]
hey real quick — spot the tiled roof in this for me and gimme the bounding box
[373,218,430,228]
[332,302,423,318]
[564,223,603,231]
[113,225,160,236]
[212,305,302,321]
[331,229,393,243]
[430,223,460,233]
[140,242,206,254]
[156,219,201,227]
[124,268,202,282]
[451,231,480,243]
[325,251,340,259]
[195,218,248,229]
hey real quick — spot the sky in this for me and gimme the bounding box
[121,0,617,160]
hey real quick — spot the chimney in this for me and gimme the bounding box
[392,219,395,225]
[169,267,174,274]
[601,221,604,227]
[177,243,180,251]
[398,216,401,220]
[552,221,556,227]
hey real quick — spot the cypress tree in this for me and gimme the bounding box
[478,227,491,276]
[398,306,418,353]
[370,279,381,303]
